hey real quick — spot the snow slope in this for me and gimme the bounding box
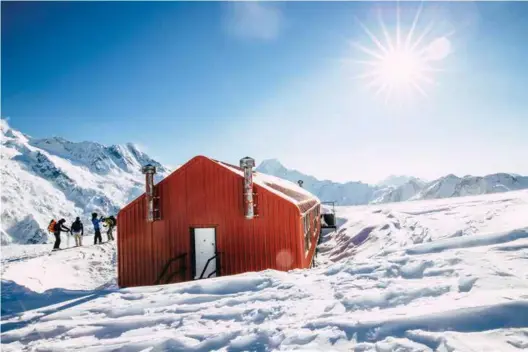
[257,159,528,206]
[2,241,116,294]
[2,190,527,351]
[0,120,171,244]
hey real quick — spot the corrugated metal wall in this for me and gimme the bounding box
[117,156,320,288]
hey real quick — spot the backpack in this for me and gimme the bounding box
[109,216,116,226]
[48,220,57,233]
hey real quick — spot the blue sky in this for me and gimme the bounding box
[2,1,528,183]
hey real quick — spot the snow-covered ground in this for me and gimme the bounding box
[2,190,528,351]
[2,238,116,294]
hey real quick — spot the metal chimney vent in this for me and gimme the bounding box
[141,164,159,222]
[240,157,256,219]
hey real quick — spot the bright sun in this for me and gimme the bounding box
[351,4,451,102]
[379,49,422,85]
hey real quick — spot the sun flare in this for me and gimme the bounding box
[351,5,451,102]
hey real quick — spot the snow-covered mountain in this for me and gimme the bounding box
[411,173,528,200]
[371,178,426,204]
[377,174,424,188]
[257,159,377,205]
[257,159,528,205]
[0,120,171,245]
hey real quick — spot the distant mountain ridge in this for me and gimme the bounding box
[412,173,528,200]
[256,159,528,206]
[257,159,376,205]
[377,175,426,188]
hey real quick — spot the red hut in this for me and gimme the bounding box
[117,155,321,288]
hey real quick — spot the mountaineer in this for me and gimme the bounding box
[70,217,84,247]
[91,213,104,245]
[52,219,70,250]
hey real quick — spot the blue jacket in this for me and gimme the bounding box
[92,218,102,231]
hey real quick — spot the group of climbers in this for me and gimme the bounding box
[48,213,116,251]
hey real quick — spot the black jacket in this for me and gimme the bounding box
[54,222,70,235]
[71,220,84,235]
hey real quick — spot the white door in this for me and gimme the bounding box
[193,228,216,279]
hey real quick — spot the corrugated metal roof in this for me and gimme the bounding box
[214,159,320,214]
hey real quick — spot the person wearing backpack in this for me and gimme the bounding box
[104,215,116,241]
[92,213,104,245]
[53,218,70,250]
[70,217,84,247]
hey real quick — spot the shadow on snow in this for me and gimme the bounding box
[1,280,113,334]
